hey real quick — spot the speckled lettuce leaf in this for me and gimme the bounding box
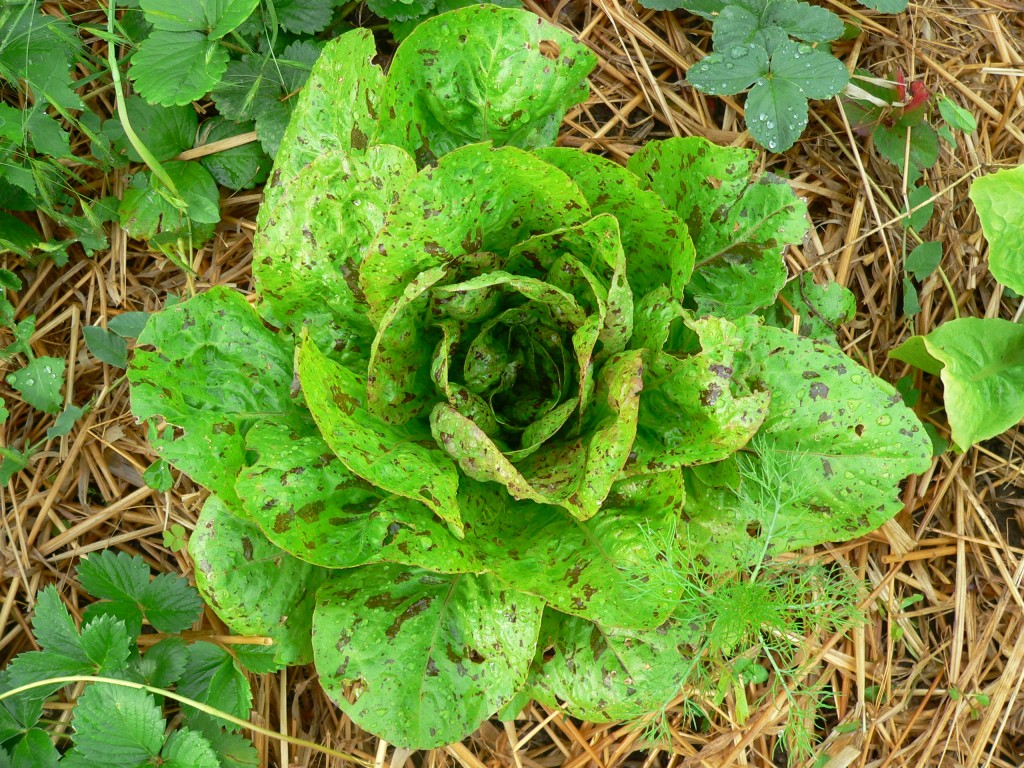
[432,348,643,521]
[533,148,696,300]
[630,314,769,474]
[128,288,306,510]
[313,565,544,749]
[628,137,807,317]
[298,333,463,534]
[760,272,856,344]
[360,143,591,317]
[890,317,1024,449]
[266,28,383,208]
[254,146,415,367]
[235,422,485,571]
[527,611,699,721]
[190,495,327,665]
[969,165,1024,295]
[459,474,683,630]
[374,5,596,163]
[682,322,932,572]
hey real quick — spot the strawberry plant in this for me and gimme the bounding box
[640,0,908,152]
[0,550,260,767]
[127,5,931,751]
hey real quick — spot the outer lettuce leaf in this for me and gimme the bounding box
[128,288,307,510]
[190,495,326,665]
[266,28,383,206]
[627,137,807,317]
[374,6,596,163]
[313,565,544,749]
[890,317,1024,448]
[527,611,699,721]
[630,314,769,473]
[759,272,856,344]
[254,146,416,367]
[683,323,932,572]
[969,165,1024,294]
[298,334,464,534]
[458,475,683,630]
[235,422,486,572]
[532,148,696,300]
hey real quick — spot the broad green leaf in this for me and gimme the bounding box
[197,118,270,191]
[458,476,683,629]
[30,586,83,660]
[160,728,220,768]
[268,28,383,206]
[631,314,768,473]
[532,148,696,300]
[70,685,164,766]
[254,146,415,366]
[210,57,281,123]
[528,612,699,721]
[375,5,596,163]
[969,165,1024,294]
[937,96,976,134]
[361,143,591,315]
[890,318,1024,448]
[6,357,64,414]
[190,495,327,665]
[367,0,435,21]
[298,335,463,533]
[707,0,842,51]
[139,0,259,37]
[275,0,334,33]
[135,637,189,688]
[84,325,128,368]
[683,322,932,572]
[129,288,305,510]
[906,241,942,280]
[107,312,151,339]
[759,272,856,344]
[176,641,252,726]
[143,459,174,492]
[236,422,485,572]
[873,121,939,180]
[129,31,229,107]
[313,565,544,749]
[104,96,197,163]
[628,137,806,317]
[118,161,219,247]
[10,728,57,768]
[77,615,133,674]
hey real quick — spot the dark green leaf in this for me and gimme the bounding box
[118,161,219,247]
[160,727,220,768]
[143,459,174,492]
[313,565,544,749]
[139,0,259,37]
[905,183,934,232]
[210,58,281,123]
[857,0,907,11]
[107,312,151,339]
[130,31,230,107]
[190,495,327,665]
[197,118,270,191]
[45,404,86,440]
[375,5,596,163]
[104,96,197,163]
[906,241,941,280]
[10,728,58,768]
[275,0,334,33]
[70,685,164,766]
[6,357,64,414]
[176,641,252,726]
[136,637,189,687]
[84,325,129,368]
[873,121,939,179]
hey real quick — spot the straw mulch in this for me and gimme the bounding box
[3,0,1024,765]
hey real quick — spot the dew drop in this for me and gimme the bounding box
[768,140,777,149]
[798,43,812,54]
[877,414,892,426]
[766,120,775,129]
[25,378,35,386]
[730,45,748,58]
[850,374,863,384]
[844,471,855,480]
[725,62,735,70]
[43,365,52,374]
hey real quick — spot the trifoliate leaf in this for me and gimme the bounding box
[367,0,436,22]
[969,165,1024,294]
[118,161,220,247]
[176,641,252,727]
[139,0,259,38]
[130,31,230,107]
[135,637,189,688]
[70,684,164,766]
[77,615,133,674]
[254,99,290,158]
[710,0,844,50]
[313,564,544,749]
[6,357,64,414]
[84,326,129,368]
[210,57,281,122]
[277,40,322,92]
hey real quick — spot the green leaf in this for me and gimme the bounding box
[906,241,942,279]
[937,95,976,133]
[107,312,151,339]
[9,728,58,768]
[254,146,414,365]
[628,137,807,317]
[236,422,484,572]
[160,727,220,768]
[313,565,544,749]
[197,118,270,191]
[70,685,165,766]
[144,459,175,492]
[30,586,81,660]
[6,357,64,414]
[298,334,464,533]
[129,288,306,510]
[140,0,260,37]
[104,96,197,163]
[0,213,43,256]
[375,5,597,163]
[84,326,129,368]
[135,637,189,687]
[275,0,335,33]
[528,612,699,721]
[905,183,934,232]
[969,165,1024,294]
[176,641,252,726]
[890,318,1024,448]
[532,148,696,300]
[130,31,230,107]
[190,495,327,665]
[118,161,220,247]
[210,57,282,123]
[760,272,856,344]
[368,0,436,22]
[457,476,683,629]
[873,121,939,179]
[268,28,383,206]
[857,0,907,11]
[45,404,87,441]
[683,322,932,572]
